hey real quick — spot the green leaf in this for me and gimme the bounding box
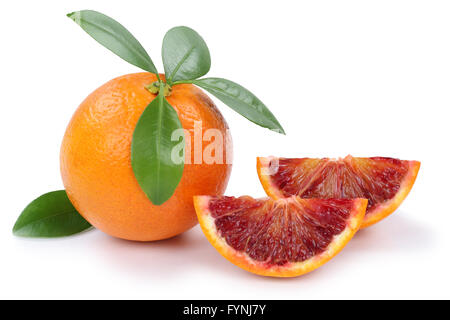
[67,10,158,73]
[13,190,92,238]
[131,87,185,205]
[162,26,211,83]
[193,78,285,134]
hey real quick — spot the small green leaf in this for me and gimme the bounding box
[162,26,211,83]
[67,10,158,73]
[131,87,185,205]
[193,78,285,134]
[13,190,92,238]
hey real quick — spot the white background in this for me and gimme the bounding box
[0,0,448,299]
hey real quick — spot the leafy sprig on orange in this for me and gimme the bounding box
[69,10,285,206]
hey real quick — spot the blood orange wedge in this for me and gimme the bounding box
[194,196,367,277]
[257,155,420,228]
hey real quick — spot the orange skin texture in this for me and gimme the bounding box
[256,156,420,229]
[61,73,232,241]
[194,196,367,277]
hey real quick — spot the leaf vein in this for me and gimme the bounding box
[16,209,81,230]
[169,46,195,82]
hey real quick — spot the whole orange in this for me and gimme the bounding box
[60,73,232,241]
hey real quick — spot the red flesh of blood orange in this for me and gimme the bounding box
[194,195,367,277]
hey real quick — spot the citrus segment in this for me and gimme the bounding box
[194,196,367,277]
[257,155,420,228]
